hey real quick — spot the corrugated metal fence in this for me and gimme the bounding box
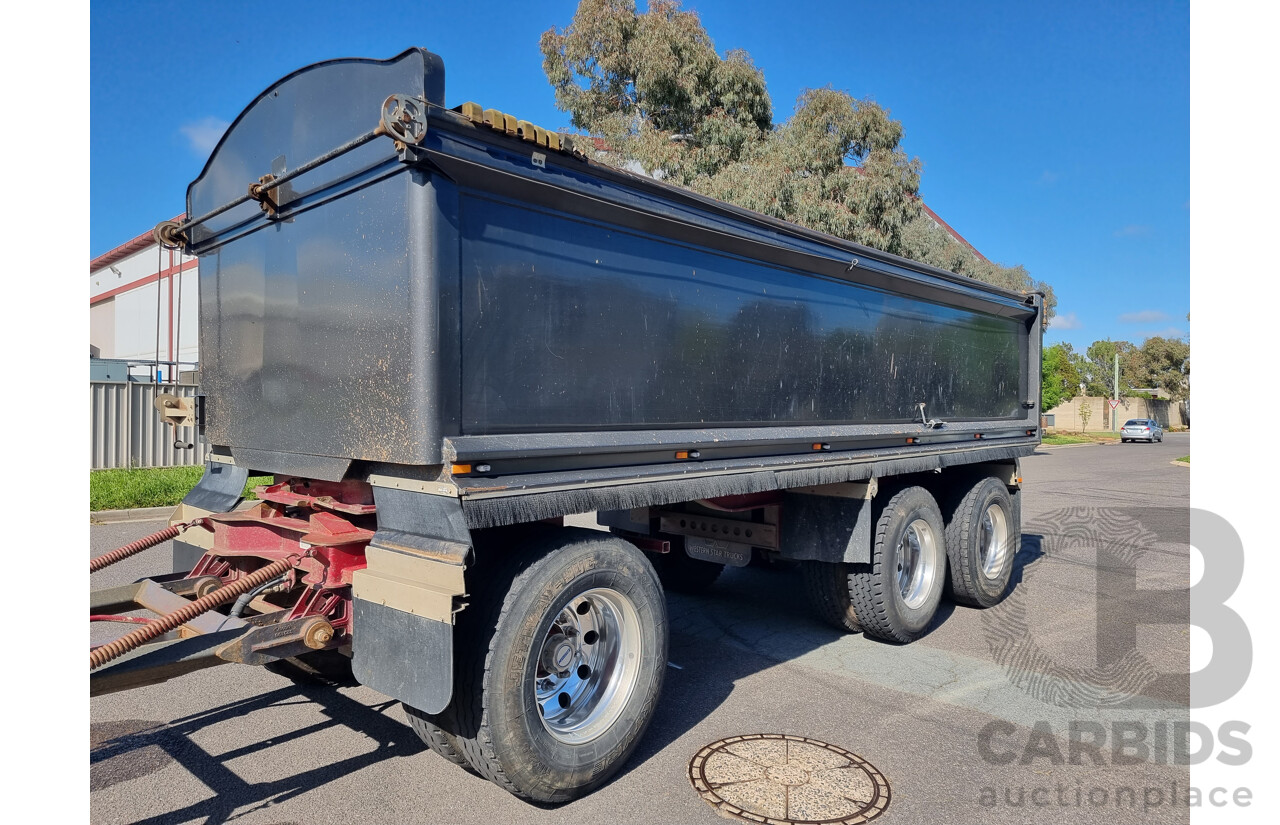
[90,382,206,469]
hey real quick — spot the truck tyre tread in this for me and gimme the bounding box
[800,560,864,633]
[402,704,477,772]
[801,486,946,642]
[848,485,947,643]
[440,529,535,794]
[443,526,668,802]
[944,477,1018,608]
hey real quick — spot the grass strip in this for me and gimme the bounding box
[1041,433,1094,445]
[90,466,273,511]
[1042,431,1123,445]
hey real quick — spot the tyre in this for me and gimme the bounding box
[403,704,475,771]
[944,477,1018,608]
[801,559,863,633]
[436,527,668,802]
[802,486,947,643]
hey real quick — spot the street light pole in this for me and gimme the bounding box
[1113,352,1119,431]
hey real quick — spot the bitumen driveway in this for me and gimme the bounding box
[90,434,1192,825]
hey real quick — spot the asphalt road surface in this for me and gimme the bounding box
[91,434,1192,825]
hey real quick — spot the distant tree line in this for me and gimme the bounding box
[1041,337,1190,410]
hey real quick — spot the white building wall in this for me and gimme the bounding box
[90,232,199,379]
[89,299,115,357]
[177,269,199,366]
[113,282,166,361]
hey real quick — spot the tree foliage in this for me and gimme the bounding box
[1078,339,1140,396]
[540,0,1055,319]
[1041,343,1081,411]
[1132,336,1191,401]
[1061,337,1191,402]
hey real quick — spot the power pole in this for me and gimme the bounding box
[1112,352,1119,431]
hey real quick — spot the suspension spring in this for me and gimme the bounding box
[89,520,207,573]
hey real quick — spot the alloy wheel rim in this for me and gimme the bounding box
[896,519,938,609]
[534,587,643,745]
[978,503,1009,579]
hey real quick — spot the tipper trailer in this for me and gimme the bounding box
[90,48,1043,802]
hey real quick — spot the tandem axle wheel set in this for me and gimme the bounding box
[90,464,1021,802]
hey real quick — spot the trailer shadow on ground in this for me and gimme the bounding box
[91,684,425,824]
[617,532,1047,783]
[1009,533,1046,589]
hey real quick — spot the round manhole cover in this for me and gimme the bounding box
[688,734,890,824]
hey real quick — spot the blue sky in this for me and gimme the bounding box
[91,0,1189,351]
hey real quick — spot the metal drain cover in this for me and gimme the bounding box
[688,734,890,824]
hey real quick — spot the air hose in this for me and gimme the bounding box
[89,556,298,671]
[229,573,291,618]
[89,519,208,573]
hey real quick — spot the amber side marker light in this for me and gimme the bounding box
[451,463,472,475]
[905,437,917,444]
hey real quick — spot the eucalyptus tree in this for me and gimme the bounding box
[541,0,1055,320]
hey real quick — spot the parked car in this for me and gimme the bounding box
[1120,419,1164,443]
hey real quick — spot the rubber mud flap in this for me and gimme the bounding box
[181,461,249,513]
[352,599,453,713]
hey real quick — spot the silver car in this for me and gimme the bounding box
[1120,418,1164,443]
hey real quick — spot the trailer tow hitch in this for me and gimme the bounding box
[89,557,341,696]
[89,481,374,697]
